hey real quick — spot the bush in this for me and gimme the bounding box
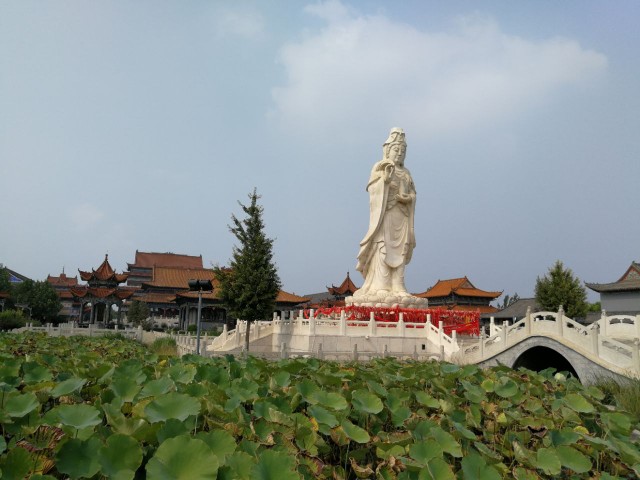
[594,376,640,417]
[0,310,26,331]
[186,324,197,333]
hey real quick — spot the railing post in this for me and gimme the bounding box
[502,321,509,348]
[369,312,376,336]
[353,344,358,361]
[591,324,599,356]
[317,343,323,360]
[398,312,405,337]
[525,306,532,336]
[339,309,346,336]
[280,342,288,359]
[413,345,418,360]
[137,325,143,342]
[221,324,228,341]
[601,310,607,336]
[309,315,316,336]
[451,330,457,345]
[383,344,388,358]
[489,317,495,337]
[557,305,564,337]
[636,314,640,339]
[633,340,640,373]
[439,344,445,360]
[479,326,485,358]
[438,321,443,345]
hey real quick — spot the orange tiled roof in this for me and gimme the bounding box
[175,290,222,301]
[138,292,181,304]
[143,267,219,289]
[415,277,501,299]
[69,286,135,300]
[327,272,359,296]
[277,290,311,304]
[129,251,203,269]
[445,305,499,314]
[79,255,129,284]
[47,273,78,287]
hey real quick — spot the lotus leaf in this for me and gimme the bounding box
[251,449,300,480]
[144,392,201,423]
[549,428,579,446]
[56,437,101,479]
[556,445,591,473]
[46,404,102,430]
[409,439,443,464]
[22,362,53,384]
[3,392,39,418]
[341,419,370,444]
[512,467,540,479]
[460,452,501,480]
[351,389,383,414]
[310,390,348,410]
[308,404,339,428]
[50,377,87,398]
[601,411,633,435]
[414,391,439,409]
[139,376,175,398]
[533,447,561,475]
[113,359,147,384]
[563,393,594,413]
[157,418,191,442]
[195,430,237,462]
[218,451,254,480]
[418,457,455,480]
[146,435,219,479]
[429,426,462,458]
[168,363,197,384]
[494,377,519,398]
[98,433,143,479]
[0,445,31,479]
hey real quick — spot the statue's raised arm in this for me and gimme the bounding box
[348,128,428,309]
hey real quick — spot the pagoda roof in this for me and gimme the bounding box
[142,267,218,289]
[128,251,203,269]
[47,272,78,287]
[327,272,359,296]
[276,290,311,304]
[69,286,135,300]
[79,255,129,284]
[444,304,499,314]
[415,277,502,299]
[586,261,640,293]
[138,292,181,305]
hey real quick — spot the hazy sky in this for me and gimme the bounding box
[2,1,639,302]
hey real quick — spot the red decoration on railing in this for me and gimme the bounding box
[301,306,479,336]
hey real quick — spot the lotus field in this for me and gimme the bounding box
[0,333,638,479]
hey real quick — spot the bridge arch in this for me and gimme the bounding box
[512,346,579,381]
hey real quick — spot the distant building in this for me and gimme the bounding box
[0,264,31,311]
[69,255,136,324]
[304,272,359,308]
[415,276,502,314]
[126,251,203,288]
[585,261,640,315]
[480,298,540,328]
[46,270,81,320]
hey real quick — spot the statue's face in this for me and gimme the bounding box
[387,143,406,166]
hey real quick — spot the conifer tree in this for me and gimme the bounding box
[535,260,588,319]
[214,189,281,352]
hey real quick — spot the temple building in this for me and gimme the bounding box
[586,261,640,314]
[46,270,81,321]
[126,251,203,288]
[304,272,359,307]
[415,277,502,314]
[69,255,136,324]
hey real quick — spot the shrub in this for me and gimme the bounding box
[150,337,177,356]
[0,310,26,331]
[186,324,197,333]
[594,375,640,417]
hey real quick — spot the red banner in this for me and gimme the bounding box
[302,306,479,336]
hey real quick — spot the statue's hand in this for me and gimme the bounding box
[396,193,413,203]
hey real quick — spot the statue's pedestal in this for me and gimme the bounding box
[346,293,429,309]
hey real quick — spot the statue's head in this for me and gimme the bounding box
[383,127,406,165]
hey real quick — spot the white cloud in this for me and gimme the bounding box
[213,6,264,39]
[271,3,607,139]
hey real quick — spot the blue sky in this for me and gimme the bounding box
[2,1,639,301]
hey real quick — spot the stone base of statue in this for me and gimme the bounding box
[346,291,429,309]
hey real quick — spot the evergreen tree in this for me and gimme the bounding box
[127,300,150,327]
[13,280,62,323]
[534,260,588,319]
[214,189,281,352]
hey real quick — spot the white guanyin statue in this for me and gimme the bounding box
[347,128,428,309]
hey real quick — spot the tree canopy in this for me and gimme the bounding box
[127,300,150,327]
[0,268,11,294]
[214,189,281,351]
[12,280,62,323]
[534,260,588,319]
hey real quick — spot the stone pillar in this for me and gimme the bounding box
[525,306,532,336]
[398,313,405,337]
[369,312,376,336]
[489,317,495,337]
[591,324,599,356]
[633,340,640,373]
[352,344,358,361]
[339,310,346,336]
[317,343,323,360]
[222,323,228,342]
[479,326,485,358]
[635,314,640,338]
[502,321,509,348]
[309,315,316,336]
[438,321,443,345]
[137,325,143,342]
[557,305,564,337]
[383,344,388,358]
[601,310,607,337]
[413,344,418,360]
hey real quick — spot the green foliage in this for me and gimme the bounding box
[150,336,178,356]
[127,300,151,327]
[594,376,640,417]
[186,323,198,333]
[535,260,588,319]
[214,189,281,351]
[12,280,62,323]
[0,333,639,478]
[497,292,519,310]
[587,301,602,313]
[0,268,11,295]
[0,309,26,330]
